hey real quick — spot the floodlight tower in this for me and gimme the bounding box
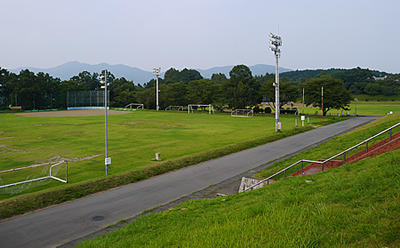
[269,32,282,132]
[100,70,110,175]
[153,67,161,111]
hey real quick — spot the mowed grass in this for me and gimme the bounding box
[0,110,333,201]
[297,101,400,116]
[77,116,400,247]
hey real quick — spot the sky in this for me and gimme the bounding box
[1,0,399,73]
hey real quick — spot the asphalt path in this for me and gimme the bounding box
[0,116,379,248]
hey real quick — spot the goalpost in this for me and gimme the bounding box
[165,105,183,111]
[125,103,144,109]
[231,109,253,117]
[188,104,215,114]
[0,161,68,190]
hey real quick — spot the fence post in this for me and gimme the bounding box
[284,170,286,178]
[322,161,325,171]
[267,179,269,185]
[366,141,369,153]
[301,161,304,174]
[343,152,346,165]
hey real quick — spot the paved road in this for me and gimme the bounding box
[0,116,378,248]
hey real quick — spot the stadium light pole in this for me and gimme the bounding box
[100,70,110,175]
[153,67,161,111]
[269,32,282,132]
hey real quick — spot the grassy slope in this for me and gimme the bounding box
[257,112,400,180]
[77,115,400,248]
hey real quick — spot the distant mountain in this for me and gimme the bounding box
[10,61,156,84]
[10,61,292,84]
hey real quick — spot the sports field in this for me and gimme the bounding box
[0,109,332,200]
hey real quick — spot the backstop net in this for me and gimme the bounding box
[67,91,109,110]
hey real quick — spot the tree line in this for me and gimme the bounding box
[1,65,398,115]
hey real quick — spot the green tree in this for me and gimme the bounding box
[187,79,220,104]
[164,68,203,84]
[260,78,300,110]
[211,73,227,84]
[301,73,351,116]
[109,77,137,107]
[160,82,188,108]
[221,65,261,109]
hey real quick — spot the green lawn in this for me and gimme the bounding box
[0,110,332,201]
[296,102,400,116]
[76,114,400,248]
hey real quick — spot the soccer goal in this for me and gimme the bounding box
[125,103,144,109]
[188,104,215,114]
[0,161,68,190]
[231,109,253,117]
[165,105,183,111]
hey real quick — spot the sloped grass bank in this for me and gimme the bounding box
[77,145,400,247]
[0,126,314,220]
[256,112,400,180]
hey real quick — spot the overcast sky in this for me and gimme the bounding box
[1,0,399,73]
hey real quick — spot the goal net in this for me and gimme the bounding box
[125,103,144,109]
[231,109,253,117]
[165,105,183,111]
[188,104,215,114]
[0,161,68,194]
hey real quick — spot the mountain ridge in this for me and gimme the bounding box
[9,61,292,84]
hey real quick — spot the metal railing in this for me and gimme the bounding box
[244,122,400,192]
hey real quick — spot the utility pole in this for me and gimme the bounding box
[153,67,161,111]
[321,86,324,120]
[269,32,282,132]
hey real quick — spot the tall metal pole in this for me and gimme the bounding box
[105,69,108,175]
[302,88,305,114]
[321,86,324,120]
[153,67,161,111]
[275,53,280,132]
[269,32,282,132]
[100,70,110,175]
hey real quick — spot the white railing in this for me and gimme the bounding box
[244,122,400,192]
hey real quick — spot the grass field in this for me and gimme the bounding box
[76,113,400,247]
[296,101,400,116]
[0,110,334,202]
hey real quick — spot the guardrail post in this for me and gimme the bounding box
[366,141,369,153]
[267,179,269,185]
[322,162,324,172]
[390,129,392,141]
[301,161,304,174]
[284,170,286,178]
[343,152,346,165]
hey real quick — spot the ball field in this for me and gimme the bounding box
[0,109,333,200]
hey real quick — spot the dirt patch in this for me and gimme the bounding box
[13,110,130,117]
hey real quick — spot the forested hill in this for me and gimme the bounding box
[280,67,391,82]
